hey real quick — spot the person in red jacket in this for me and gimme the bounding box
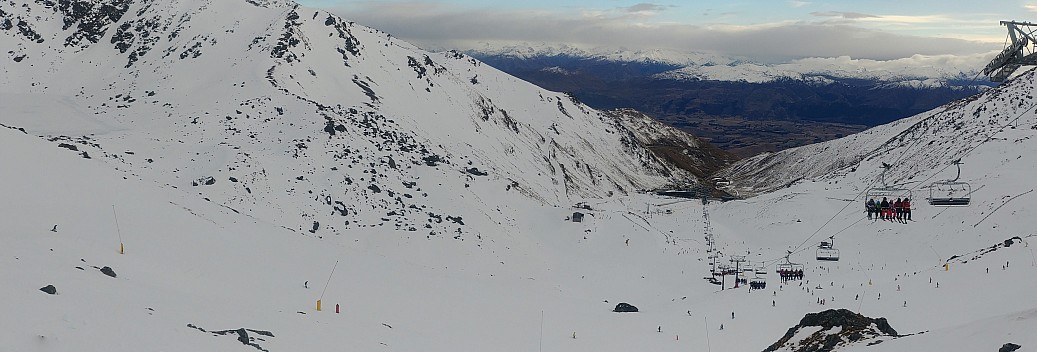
[903,198,912,221]
[893,198,903,221]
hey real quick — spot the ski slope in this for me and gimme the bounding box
[3,0,1037,351]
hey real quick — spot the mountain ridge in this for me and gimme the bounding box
[464,45,991,156]
[1,0,722,237]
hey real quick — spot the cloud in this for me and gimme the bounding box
[321,2,999,62]
[622,3,667,13]
[811,11,878,19]
[1026,4,1037,12]
[788,1,810,8]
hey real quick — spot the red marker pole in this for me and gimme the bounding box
[336,304,340,314]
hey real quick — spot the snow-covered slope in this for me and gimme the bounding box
[719,68,1037,196]
[0,0,699,238]
[4,1,1037,351]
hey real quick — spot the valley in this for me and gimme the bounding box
[2,1,1036,351]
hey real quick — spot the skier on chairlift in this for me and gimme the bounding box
[893,198,904,222]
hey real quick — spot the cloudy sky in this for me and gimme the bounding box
[298,0,1036,62]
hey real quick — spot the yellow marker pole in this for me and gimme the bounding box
[316,299,322,311]
[944,263,949,271]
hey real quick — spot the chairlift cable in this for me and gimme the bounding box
[789,138,921,255]
[903,98,1037,196]
[784,89,1037,259]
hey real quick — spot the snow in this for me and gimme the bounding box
[3,1,1037,351]
[466,42,995,87]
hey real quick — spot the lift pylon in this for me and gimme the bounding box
[983,21,1037,82]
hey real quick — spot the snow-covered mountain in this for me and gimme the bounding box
[465,43,991,157]
[0,0,711,238]
[3,1,1037,352]
[718,68,1037,197]
[466,42,994,86]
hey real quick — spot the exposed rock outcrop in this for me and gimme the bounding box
[764,309,898,352]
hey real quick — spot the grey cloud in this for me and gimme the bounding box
[323,4,995,61]
[623,3,667,13]
[810,11,879,19]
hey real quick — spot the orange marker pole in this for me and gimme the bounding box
[113,205,125,254]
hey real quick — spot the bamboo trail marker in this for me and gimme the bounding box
[113,205,124,254]
[539,310,544,352]
[704,316,711,352]
[318,260,339,311]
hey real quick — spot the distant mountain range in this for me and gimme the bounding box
[465,43,995,156]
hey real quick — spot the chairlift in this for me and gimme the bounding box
[928,159,972,206]
[865,163,913,203]
[742,264,754,274]
[775,252,804,280]
[751,264,767,286]
[749,276,767,289]
[754,263,767,275]
[716,264,735,276]
[815,237,840,261]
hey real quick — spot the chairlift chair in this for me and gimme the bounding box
[775,252,804,276]
[928,159,972,206]
[815,237,840,261]
[750,276,766,286]
[742,265,754,274]
[865,163,914,222]
[755,263,767,275]
[865,163,913,203]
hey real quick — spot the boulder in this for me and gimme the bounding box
[999,343,1021,352]
[40,285,57,295]
[100,266,117,278]
[235,328,250,345]
[613,303,638,312]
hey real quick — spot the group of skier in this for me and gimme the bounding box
[748,279,766,290]
[865,197,911,222]
[778,269,804,282]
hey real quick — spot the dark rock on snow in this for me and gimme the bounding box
[764,309,898,352]
[100,266,117,278]
[1000,343,1021,352]
[613,303,638,312]
[797,309,897,336]
[235,328,250,345]
[40,285,57,294]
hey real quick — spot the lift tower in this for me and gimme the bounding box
[983,21,1037,82]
